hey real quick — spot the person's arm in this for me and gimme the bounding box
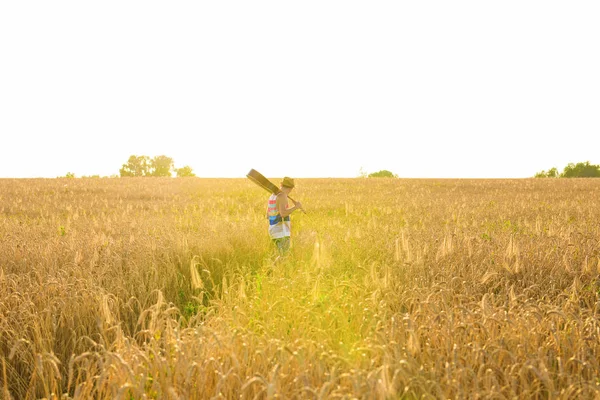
[277,193,302,217]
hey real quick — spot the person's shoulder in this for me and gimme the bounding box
[276,192,288,199]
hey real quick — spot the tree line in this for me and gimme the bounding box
[358,168,398,178]
[535,161,600,178]
[62,155,196,178]
[119,155,195,177]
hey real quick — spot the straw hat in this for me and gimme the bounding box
[281,177,295,188]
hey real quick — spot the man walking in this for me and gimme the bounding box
[267,177,303,256]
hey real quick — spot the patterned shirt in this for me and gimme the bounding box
[267,193,291,239]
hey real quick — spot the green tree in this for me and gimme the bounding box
[120,155,151,177]
[534,167,559,178]
[368,170,398,178]
[150,155,175,177]
[176,166,196,177]
[560,161,600,178]
[547,167,559,178]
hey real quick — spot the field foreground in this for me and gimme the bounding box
[1,178,599,399]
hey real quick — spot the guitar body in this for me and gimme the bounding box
[246,169,281,195]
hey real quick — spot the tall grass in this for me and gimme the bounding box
[1,177,599,399]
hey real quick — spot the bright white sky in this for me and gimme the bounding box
[1,1,599,179]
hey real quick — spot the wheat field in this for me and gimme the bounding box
[1,177,599,399]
